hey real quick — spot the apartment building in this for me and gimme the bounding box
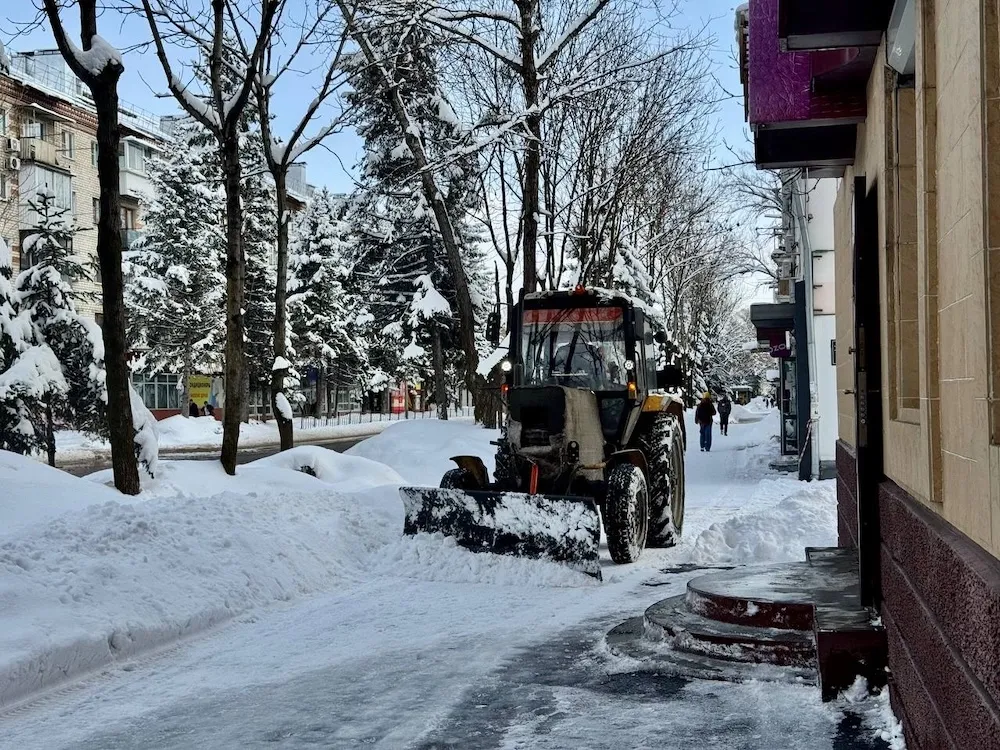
[0,49,168,321]
[739,0,1000,746]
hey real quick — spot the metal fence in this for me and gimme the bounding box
[297,405,475,430]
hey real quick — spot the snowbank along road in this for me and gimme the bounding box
[0,407,904,749]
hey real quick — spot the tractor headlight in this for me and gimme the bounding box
[624,359,635,371]
[501,360,513,372]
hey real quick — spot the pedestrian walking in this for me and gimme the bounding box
[188,400,199,418]
[695,392,716,452]
[718,394,732,436]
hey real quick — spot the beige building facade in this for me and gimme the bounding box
[741,0,1000,745]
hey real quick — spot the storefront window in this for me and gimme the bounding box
[132,373,180,410]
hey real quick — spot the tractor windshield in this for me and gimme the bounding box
[521,306,629,391]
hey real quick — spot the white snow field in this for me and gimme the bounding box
[0,412,903,749]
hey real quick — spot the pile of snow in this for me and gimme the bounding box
[0,451,121,536]
[155,414,222,444]
[0,447,403,707]
[746,396,773,413]
[729,403,764,424]
[251,445,403,491]
[686,478,837,565]
[346,418,499,486]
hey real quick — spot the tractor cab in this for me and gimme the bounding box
[507,289,677,449]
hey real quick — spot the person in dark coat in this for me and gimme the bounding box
[203,401,215,417]
[188,400,199,418]
[717,394,732,436]
[694,392,716,452]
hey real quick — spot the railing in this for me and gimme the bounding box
[11,55,88,100]
[297,405,475,430]
[119,101,173,140]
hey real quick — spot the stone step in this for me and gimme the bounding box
[605,617,817,685]
[685,563,820,631]
[643,595,816,668]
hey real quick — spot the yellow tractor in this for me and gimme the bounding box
[400,288,686,578]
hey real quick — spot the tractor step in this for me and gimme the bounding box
[400,486,603,579]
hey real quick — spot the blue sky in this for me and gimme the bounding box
[3,0,750,192]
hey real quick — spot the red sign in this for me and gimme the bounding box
[523,307,623,324]
[769,343,790,358]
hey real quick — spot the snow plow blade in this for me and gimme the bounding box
[400,487,603,579]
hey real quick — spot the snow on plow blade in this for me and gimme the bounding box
[400,487,603,579]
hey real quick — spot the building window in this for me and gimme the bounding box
[830,339,837,367]
[0,108,7,135]
[119,140,149,174]
[22,119,44,139]
[25,166,73,211]
[61,130,74,159]
[121,206,135,230]
[132,373,180,410]
[887,80,920,418]
[0,173,8,201]
[92,197,99,224]
[94,313,104,327]
[71,191,77,217]
[91,140,98,166]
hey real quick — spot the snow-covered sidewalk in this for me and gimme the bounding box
[0,412,903,748]
[54,408,473,463]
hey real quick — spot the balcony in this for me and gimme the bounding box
[20,138,63,169]
[739,0,885,175]
[119,169,153,201]
[778,0,892,51]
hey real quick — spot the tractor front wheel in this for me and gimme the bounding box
[603,463,649,564]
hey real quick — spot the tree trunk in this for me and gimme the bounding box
[519,0,541,294]
[269,170,293,450]
[45,400,56,467]
[317,361,328,419]
[220,131,247,474]
[473,372,502,429]
[93,87,141,494]
[431,324,448,421]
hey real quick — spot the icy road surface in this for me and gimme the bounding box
[1,410,901,749]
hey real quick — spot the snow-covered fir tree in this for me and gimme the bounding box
[346,18,486,413]
[288,189,369,414]
[0,237,67,455]
[125,117,226,405]
[16,191,106,463]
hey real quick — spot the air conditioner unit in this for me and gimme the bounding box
[5,137,19,152]
[6,156,19,171]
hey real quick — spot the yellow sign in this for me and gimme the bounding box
[189,376,212,406]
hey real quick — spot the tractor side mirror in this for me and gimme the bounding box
[656,365,684,389]
[653,330,668,344]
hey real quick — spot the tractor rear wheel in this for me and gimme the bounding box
[638,413,685,547]
[604,463,649,564]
